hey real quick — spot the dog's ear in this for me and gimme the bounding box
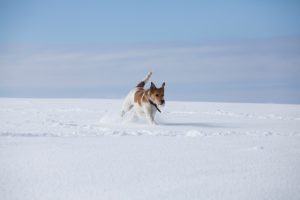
[150,82,156,88]
[161,82,165,88]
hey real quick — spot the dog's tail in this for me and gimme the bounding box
[136,72,152,88]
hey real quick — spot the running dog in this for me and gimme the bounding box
[121,72,165,125]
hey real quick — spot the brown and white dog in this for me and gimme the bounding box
[121,72,165,125]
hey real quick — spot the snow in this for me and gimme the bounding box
[1,98,300,200]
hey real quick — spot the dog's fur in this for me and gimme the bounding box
[121,72,165,125]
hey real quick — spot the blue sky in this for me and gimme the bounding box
[1,0,300,43]
[1,0,300,103]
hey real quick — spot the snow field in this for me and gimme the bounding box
[0,98,300,200]
[0,98,299,137]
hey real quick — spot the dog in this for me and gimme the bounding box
[121,72,165,125]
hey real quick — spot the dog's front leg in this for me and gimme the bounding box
[144,108,156,125]
[146,113,156,125]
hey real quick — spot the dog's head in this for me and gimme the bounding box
[149,82,165,106]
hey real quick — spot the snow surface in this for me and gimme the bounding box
[1,98,300,200]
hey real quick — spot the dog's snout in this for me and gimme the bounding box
[161,100,165,105]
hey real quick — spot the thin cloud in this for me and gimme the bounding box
[0,37,300,103]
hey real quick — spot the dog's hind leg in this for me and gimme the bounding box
[121,92,134,117]
[136,72,152,88]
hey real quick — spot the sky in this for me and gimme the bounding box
[1,0,300,103]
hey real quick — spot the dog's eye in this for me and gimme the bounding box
[156,94,159,97]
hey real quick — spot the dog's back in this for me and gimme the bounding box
[120,72,152,117]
